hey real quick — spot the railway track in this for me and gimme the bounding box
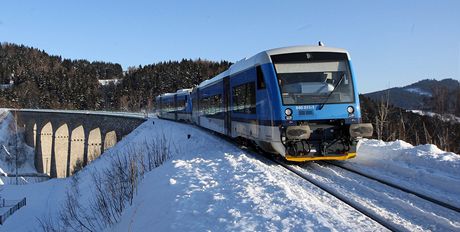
[268,156,400,232]
[257,152,460,232]
[322,161,460,214]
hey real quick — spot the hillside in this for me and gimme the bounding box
[364,79,460,116]
[0,42,230,111]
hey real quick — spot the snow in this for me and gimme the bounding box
[294,161,460,231]
[404,87,432,97]
[98,79,120,86]
[0,114,459,231]
[410,110,460,124]
[342,139,460,209]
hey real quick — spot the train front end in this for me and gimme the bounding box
[268,47,373,161]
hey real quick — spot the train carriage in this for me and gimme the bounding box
[157,45,373,162]
[156,89,192,122]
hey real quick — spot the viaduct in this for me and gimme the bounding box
[11,110,146,178]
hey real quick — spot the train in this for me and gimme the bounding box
[155,45,373,162]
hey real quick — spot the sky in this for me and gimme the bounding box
[0,0,459,93]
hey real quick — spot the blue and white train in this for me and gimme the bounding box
[156,45,373,162]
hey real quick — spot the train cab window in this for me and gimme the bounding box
[232,82,256,114]
[256,66,266,90]
[272,52,355,105]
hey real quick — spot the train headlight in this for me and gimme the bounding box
[285,108,293,116]
[347,106,355,114]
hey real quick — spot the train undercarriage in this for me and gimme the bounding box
[257,120,373,162]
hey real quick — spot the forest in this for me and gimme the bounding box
[0,43,458,153]
[0,42,230,110]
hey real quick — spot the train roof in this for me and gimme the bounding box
[156,88,192,99]
[198,45,349,88]
[176,88,192,95]
[157,92,176,98]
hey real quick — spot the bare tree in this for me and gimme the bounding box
[432,86,449,114]
[437,127,450,151]
[375,91,390,140]
[42,135,175,232]
[423,122,431,144]
[398,109,406,141]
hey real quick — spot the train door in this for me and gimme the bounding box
[174,95,178,121]
[223,76,231,136]
[196,88,200,126]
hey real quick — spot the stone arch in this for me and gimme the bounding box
[104,131,117,151]
[69,125,85,175]
[88,128,102,162]
[40,122,53,175]
[54,124,69,178]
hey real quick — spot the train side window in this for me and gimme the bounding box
[199,94,222,115]
[256,66,266,89]
[232,82,256,114]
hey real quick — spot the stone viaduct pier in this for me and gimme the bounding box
[11,110,146,178]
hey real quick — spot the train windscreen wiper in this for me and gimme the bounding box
[318,73,345,110]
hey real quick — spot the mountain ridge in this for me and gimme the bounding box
[364,78,460,114]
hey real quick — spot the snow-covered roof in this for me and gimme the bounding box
[176,88,192,96]
[198,45,349,88]
[158,92,176,98]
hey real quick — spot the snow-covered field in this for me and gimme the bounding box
[0,112,459,231]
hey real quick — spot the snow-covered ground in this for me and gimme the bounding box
[343,139,460,209]
[410,110,460,124]
[0,115,459,231]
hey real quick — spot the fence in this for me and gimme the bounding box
[0,198,26,225]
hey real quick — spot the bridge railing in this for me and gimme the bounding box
[0,197,26,225]
[0,176,50,185]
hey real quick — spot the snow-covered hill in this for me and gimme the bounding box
[0,116,459,231]
[364,78,460,111]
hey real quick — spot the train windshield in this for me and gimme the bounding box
[273,53,355,105]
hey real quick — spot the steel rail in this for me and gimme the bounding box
[323,161,460,214]
[266,156,401,232]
